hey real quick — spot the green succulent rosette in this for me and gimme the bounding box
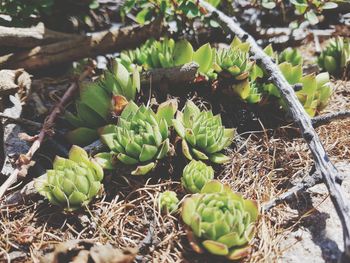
[182,180,259,260]
[318,37,350,77]
[212,37,253,81]
[182,160,214,193]
[35,145,104,211]
[65,61,140,146]
[159,190,179,214]
[173,101,234,164]
[97,100,177,175]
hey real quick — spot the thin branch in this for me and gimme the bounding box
[199,1,350,260]
[0,65,94,199]
[0,19,163,71]
[312,111,350,128]
[0,112,42,128]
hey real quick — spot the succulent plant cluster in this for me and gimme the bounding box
[119,37,216,78]
[173,101,235,164]
[65,61,140,146]
[35,146,104,211]
[260,45,332,117]
[182,180,259,260]
[318,37,350,77]
[97,100,177,175]
[116,37,334,115]
[119,38,192,70]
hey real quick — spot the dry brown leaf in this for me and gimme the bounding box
[40,240,137,263]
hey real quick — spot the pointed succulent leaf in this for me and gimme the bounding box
[202,240,229,256]
[131,162,155,175]
[156,99,178,125]
[65,127,99,146]
[94,152,117,170]
[173,39,194,66]
[193,43,213,74]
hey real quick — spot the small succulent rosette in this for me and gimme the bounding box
[212,37,252,81]
[97,100,177,175]
[182,160,214,193]
[181,180,259,260]
[318,37,350,76]
[159,190,179,214]
[173,100,235,164]
[35,146,104,211]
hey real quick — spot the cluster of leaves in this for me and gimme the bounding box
[0,0,99,27]
[318,37,350,77]
[120,0,224,33]
[117,37,333,117]
[262,45,332,116]
[65,61,140,146]
[254,0,338,25]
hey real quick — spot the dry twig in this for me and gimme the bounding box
[0,65,94,199]
[312,111,350,128]
[199,1,350,261]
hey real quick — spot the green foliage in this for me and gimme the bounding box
[254,0,338,25]
[159,190,179,213]
[35,146,104,211]
[97,100,177,175]
[173,101,234,164]
[120,0,228,34]
[279,47,303,66]
[65,61,140,146]
[0,0,99,27]
[182,160,214,193]
[182,180,259,259]
[318,37,350,77]
[120,0,219,25]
